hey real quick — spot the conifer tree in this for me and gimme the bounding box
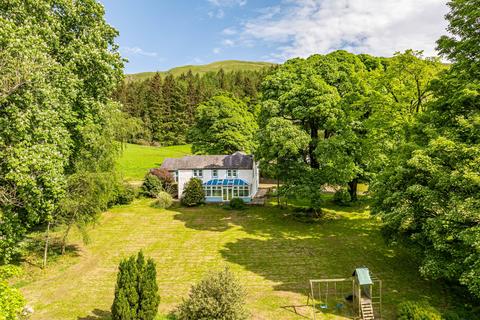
[112,251,160,320]
[138,258,160,320]
[181,178,205,207]
[112,256,139,320]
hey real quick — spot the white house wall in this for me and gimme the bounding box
[177,168,259,199]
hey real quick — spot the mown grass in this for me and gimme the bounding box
[116,143,191,181]
[14,198,464,320]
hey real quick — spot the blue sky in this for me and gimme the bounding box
[100,0,449,74]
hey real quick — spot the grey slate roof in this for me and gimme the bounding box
[161,152,253,170]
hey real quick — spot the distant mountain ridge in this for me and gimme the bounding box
[126,60,275,81]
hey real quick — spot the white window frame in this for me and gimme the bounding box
[193,169,203,178]
[212,169,218,178]
[226,169,238,178]
[172,170,178,182]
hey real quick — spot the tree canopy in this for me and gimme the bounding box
[372,0,480,298]
[0,0,123,263]
[189,94,258,154]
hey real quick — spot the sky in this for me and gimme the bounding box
[100,0,450,74]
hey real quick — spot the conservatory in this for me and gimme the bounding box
[203,178,251,202]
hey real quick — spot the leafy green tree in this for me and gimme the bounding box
[259,51,375,206]
[0,0,123,264]
[112,251,160,320]
[57,172,119,255]
[175,268,248,320]
[181,178,205,207]
[372,0,480,298]
[142,174,164,198]
[189,94,258,154]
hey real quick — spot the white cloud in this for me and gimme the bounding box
[237,0,449,60]
[222,39,235,47]
[213,47,221,54]
[208,0,247,7]
[120,46,158,57]
[222,27,237,35]
[208,8,225,18]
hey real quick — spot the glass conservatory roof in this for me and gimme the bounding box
[204,179,248,186]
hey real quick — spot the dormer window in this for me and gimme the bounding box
[212,169,218,178]
[227,169,238,178]
[193,169,203,178]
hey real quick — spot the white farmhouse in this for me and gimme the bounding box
[161,152,259,203]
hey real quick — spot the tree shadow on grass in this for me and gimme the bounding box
[18,235,82,269]
[172,205,245,232]
[77,309,111,320]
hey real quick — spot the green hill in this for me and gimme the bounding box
[126,60,275,82]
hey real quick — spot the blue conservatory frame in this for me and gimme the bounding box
[203,178,251,202]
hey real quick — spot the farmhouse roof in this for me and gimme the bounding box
[161,151,253,170]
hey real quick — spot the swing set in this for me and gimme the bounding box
[307,268,382,320]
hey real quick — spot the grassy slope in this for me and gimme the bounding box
[126,60,275,82]
[116,143,191,181]
[15,197,461,320]
[15,145,466,319]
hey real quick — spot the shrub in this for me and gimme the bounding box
[333,188,351,206]
[111,251,160,320]
[149,168,179,198]
[0,265,26,320]
[397,301,442,320]
[114,183,136,205]
[181,178,205,207]
[167,183,178,199]
[229,198,245,210]
[153,191,173,209]
[175,268,248,320]
[142,173,163,197]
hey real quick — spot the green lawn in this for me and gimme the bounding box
[15,199,462,320]
[116,143,191,181]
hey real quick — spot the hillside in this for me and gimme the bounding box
[126,60,275,81]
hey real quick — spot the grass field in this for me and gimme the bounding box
[116,143,191,181]
[15,197,462,320]
[126,60,275,82]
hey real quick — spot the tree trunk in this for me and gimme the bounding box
[276,176,280,207]
[309,121,319,169]
[61,223,73,255]
[348,178,358,202]
[43,221,51,269]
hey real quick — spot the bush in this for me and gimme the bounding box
[333,188,351,206]
[229,198,245,210]
[168,183,178,199]
[149,168,178,198]
[142,173,163,197]
[114,183,136,205]
[175,268,248,320]
[153,191,173,209]
[0,265,26,320]
[111,251,160,320]
[397,301,442,320]
[181,178,205,207]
